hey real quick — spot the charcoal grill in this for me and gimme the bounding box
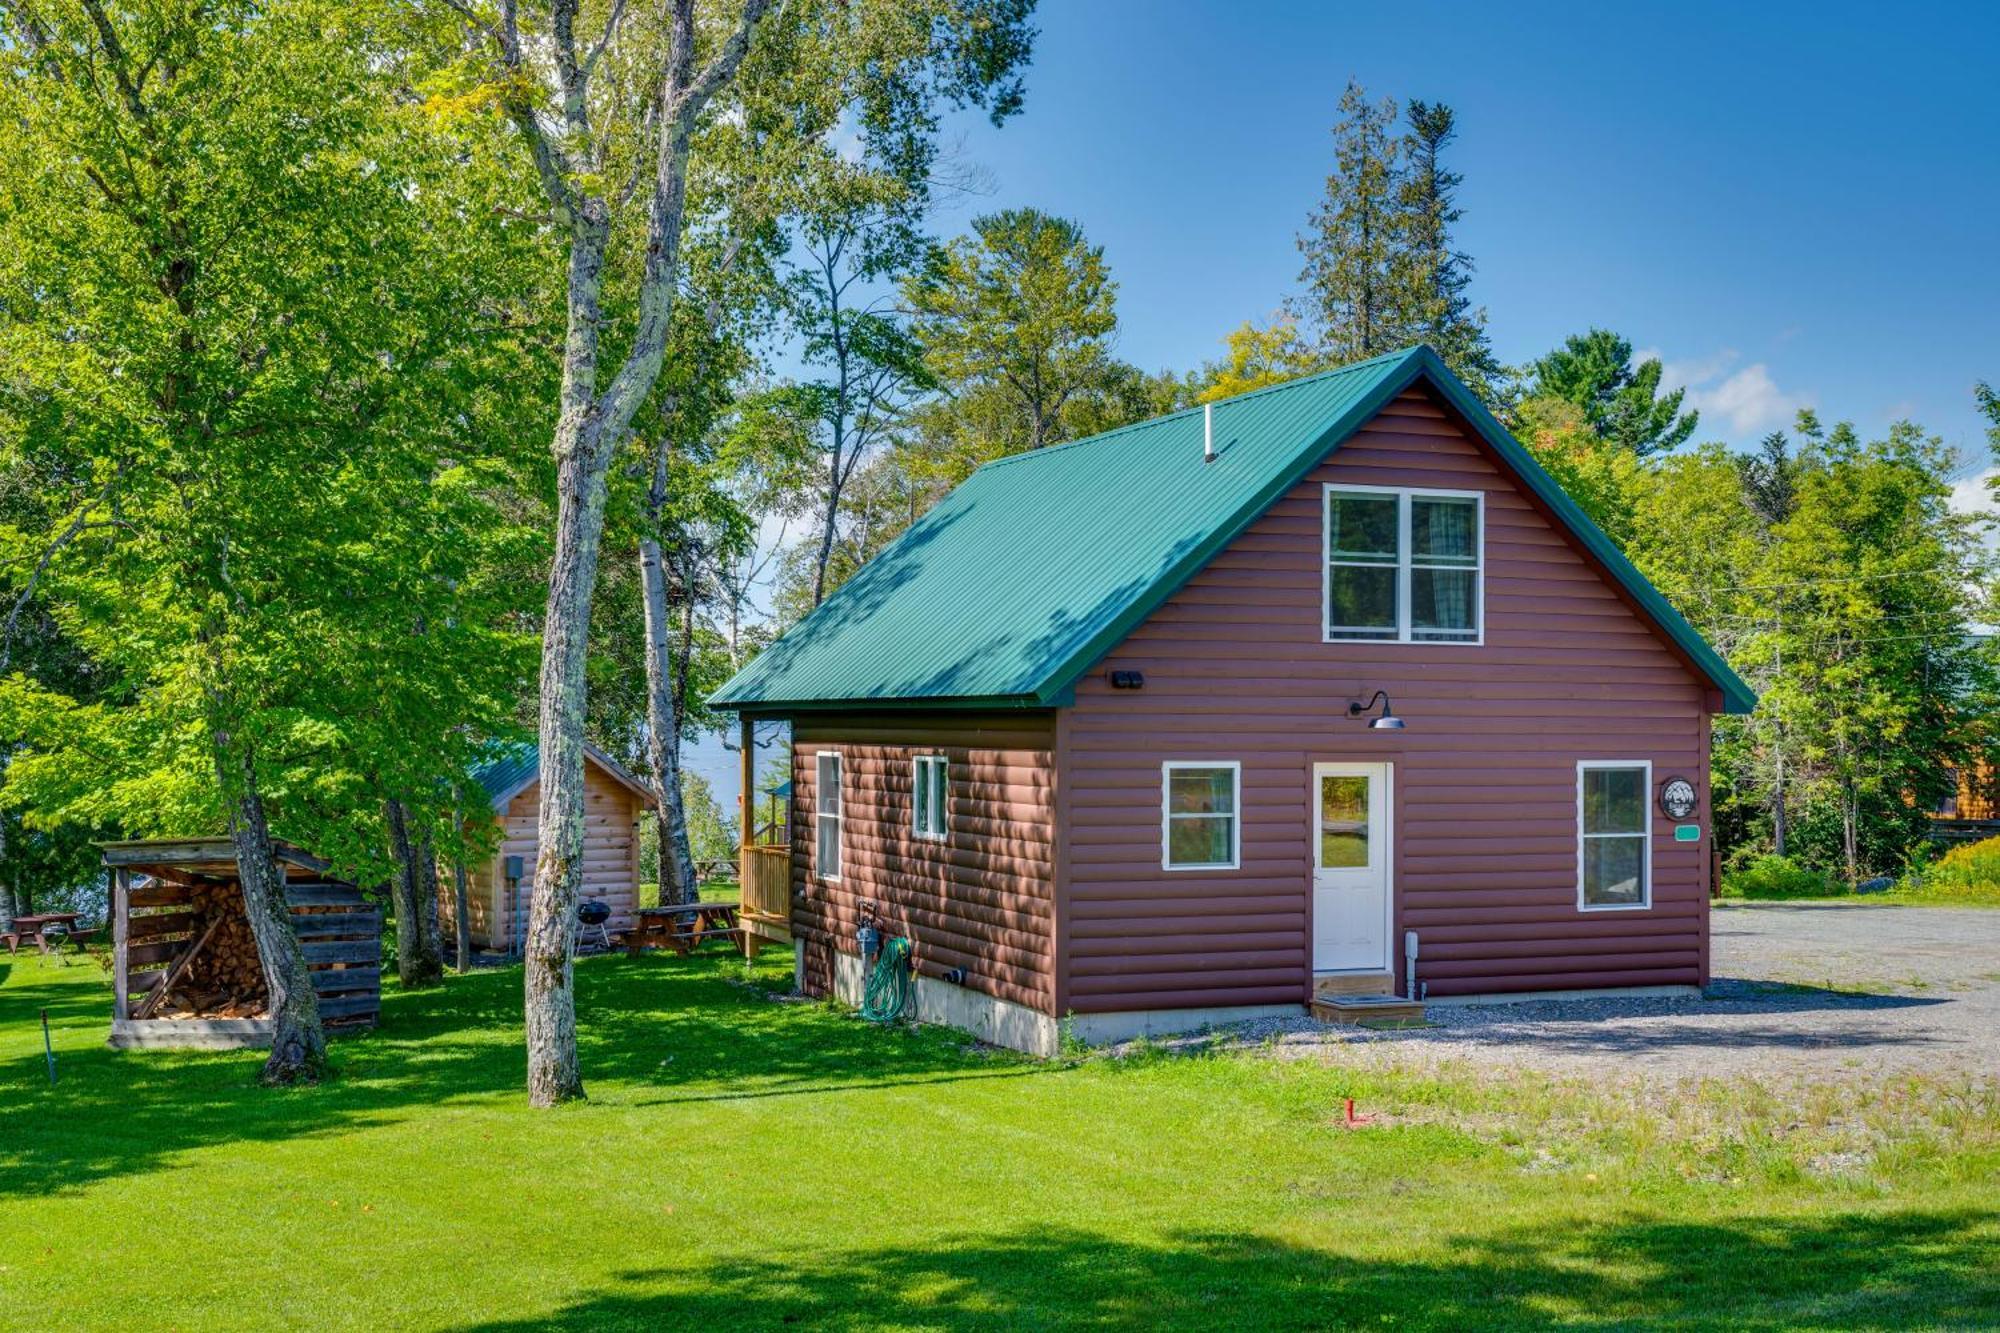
[578,898,612,950]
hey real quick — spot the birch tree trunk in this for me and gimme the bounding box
[220,745,327,1084]
[640,536,700,906]
[526,439,613,1105]
[482,0,771,1107]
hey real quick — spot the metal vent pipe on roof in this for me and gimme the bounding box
[1203,402,1215,463]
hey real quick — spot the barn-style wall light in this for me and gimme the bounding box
[1347,690,1405,730]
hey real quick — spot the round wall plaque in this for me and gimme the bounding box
[1659,776,1698,821]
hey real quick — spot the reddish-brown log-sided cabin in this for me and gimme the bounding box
[713,347,1756,1054]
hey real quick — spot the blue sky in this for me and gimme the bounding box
[694,0,2000,810]
[925,0,2000,459]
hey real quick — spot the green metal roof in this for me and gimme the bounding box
[712,345,1757,714]
[469,740,539,809]
[466,739,661,811]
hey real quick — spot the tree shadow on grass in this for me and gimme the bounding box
[463,1209,2000,1331]
[0,950,1043,1199]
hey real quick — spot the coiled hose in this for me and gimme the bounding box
[860,935,912,1023]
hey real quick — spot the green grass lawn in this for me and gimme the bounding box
[2,951,1997,1331]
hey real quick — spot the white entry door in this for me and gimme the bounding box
[1312,762,1392,972]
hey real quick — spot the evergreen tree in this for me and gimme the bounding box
[1525,329,1699,456]
[1397,101,1501,399]
[1294,81,1406,362]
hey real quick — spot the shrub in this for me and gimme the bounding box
[1897,836,2000,905]
[1721,854,1842,900]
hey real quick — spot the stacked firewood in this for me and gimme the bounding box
[177,880,269,1012]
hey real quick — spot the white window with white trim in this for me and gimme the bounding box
[1323,484,1483,643]
[1161,762,1241,871]
[912,754,948,841]
[815,751,843,881]
[1578,760,1651,910]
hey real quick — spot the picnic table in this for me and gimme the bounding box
[5,912,82,956]
[618,902,740,957]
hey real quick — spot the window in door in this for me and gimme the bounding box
[1318,773,1371,869]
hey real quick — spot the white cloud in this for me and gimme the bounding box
[1637,346,1737,397]
[1633,346,1810,439]
[1687,364,1807,436]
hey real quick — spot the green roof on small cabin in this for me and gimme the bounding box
[468,741,539,808]
[465,739,660,811]
[711,345,1757,715]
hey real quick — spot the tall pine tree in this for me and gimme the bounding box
[1398,101,1500,400]
[1295,84,1496,398]
[1294,82,1406,363]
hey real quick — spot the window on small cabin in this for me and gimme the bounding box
[1162,762,1240,870]
[1580,762,1650,909]
[912,754,948,840]
[1325,487,1481,643]
[815,751,843,881]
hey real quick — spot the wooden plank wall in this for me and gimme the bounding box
[790,711,1060,1014]
[437,854,500,949]
[493,763,643,950]
[117,873,381,1029]
[1059,385,1712,1012]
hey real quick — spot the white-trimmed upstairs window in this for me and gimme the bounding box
[815,751,843,881]
[1162,762,1241,871]
[912,754,948,841]
[1324,485,1482,643]
[1579,760,1650,910]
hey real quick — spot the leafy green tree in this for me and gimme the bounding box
[905,207,1120,456]
[439,0,1036,1104]
[1188,315,1327,404]
[790,187,935,607]
[1511,395,1643,545]
[1523,329,1699,457]
[0,0,548,1081]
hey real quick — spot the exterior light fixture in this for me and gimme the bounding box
[1347,690,1405,731]
[1108,670,1145,690]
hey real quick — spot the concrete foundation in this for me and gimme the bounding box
[830,949,1061,1056]
[1062,1003,1306,1046]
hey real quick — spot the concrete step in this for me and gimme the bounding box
[1312,970,1397,999]
[1308,993,1427,1026]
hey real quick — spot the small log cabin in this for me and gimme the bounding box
[713,346,1756,1055]
[443,741,657,952]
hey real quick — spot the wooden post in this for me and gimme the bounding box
[738,714,754,866]
[111,867,130,1021]
[737,713,756,960]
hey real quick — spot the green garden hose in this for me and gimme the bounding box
[860,935,912,1023]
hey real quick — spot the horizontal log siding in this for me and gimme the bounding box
[1060,386,1711,1011]
[492,763,644,950]
[791,711,1059,1014]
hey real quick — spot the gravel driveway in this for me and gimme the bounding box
[1212,902,2000,1081]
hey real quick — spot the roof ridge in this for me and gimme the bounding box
[979,344,1427,471]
